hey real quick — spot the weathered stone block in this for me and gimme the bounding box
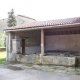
[16,54,22,62]
[42,56,53,64]
[15,54,76,67]
[21,55,27,63]
[17,54,40,64]
[35,55,40,64]
[42,56,76,67]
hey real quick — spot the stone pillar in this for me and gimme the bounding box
[40,29,45,63]
[8,32,12,61]
[6,32,9,61]
[6,32,16,61]
[11,39,21,61]
[41,29,44,54]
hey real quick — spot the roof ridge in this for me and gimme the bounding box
[18,15,36,20]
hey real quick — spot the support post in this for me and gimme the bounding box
[40,29,44,63]
[41,29,44,54]
[8,32,12,61]
[6,32,9,61]
[7,32,15,61]
[6,32,12,61]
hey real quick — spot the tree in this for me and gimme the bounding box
[7,9,17,27]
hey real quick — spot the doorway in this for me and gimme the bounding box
[22,39,25,55]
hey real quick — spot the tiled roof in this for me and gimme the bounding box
[6,17,80,30]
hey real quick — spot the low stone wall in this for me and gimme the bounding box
[42,56,76,67]
[15,54,76,67]
[16,54,40,64]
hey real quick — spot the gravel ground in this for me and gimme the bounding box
[0,63,80,80]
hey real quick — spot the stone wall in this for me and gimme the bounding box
[16,54,40,64]
[42,56,76,67]
[15,54,76,67]
[15,30,41,54]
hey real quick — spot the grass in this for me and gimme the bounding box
[0,51,6,64]
[0,47,5,48]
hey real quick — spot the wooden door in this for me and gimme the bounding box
[22,39,25,55]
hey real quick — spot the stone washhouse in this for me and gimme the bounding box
[4,17,80,67]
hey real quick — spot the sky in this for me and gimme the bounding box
[0,0,80,21]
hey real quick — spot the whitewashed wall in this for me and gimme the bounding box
[20,46,41,54]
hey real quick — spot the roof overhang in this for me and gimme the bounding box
[4,23,80,32]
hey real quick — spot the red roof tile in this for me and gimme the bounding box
[6,17,80,30]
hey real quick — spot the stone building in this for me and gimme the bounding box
[0,15,35,47]
[4,17,80,67]
[0,15,36,32]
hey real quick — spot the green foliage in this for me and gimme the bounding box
[7,9,17,27]
[0,51,6,64]
[0,32,5,47]
[0,58,6,64]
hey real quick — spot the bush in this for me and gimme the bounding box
[0,58,6,64]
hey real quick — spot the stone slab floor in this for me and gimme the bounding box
[0,65,80,80]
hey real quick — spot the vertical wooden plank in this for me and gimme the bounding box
[22,39,25,55]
